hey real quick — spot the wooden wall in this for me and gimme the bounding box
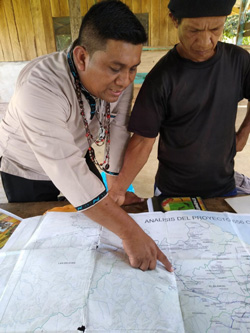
[0,0,178,62]
[0,0,56,61]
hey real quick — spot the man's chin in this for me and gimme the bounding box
[192,50,215,62]
[104,94,120,104]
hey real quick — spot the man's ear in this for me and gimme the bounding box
[169,12,179,28]
[73,46,89,71]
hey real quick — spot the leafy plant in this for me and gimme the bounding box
[223,13,250,44]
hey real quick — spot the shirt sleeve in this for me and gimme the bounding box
[15,80,107,210]
[128,76,167,138]
[105,83,133,175]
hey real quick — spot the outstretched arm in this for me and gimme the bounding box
[236,101,250,151]
[109,133,156,205]
[83,194,173,272]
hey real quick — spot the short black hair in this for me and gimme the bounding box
[72,0,147,55]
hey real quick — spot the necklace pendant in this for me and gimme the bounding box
[99,126,105,140]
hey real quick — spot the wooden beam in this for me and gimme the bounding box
[0,0,14,61]
[243,20,250,36]
[141,0,151,45]
[151,0,160,47]
[3,0,22,61]
[50,0,61,17]
[159,0,168,46]
[68,0,82,43]
[87,0,96,10]
[12,0,37,60]
[132,0,141,13]
[245,21,250,30]
[80,0,88,15]
[60,0,69,16]
[41,0,56,54]
[124,0,132,10]
[0,38,4,61]
[30,0,47,56]
[243,30,250,36]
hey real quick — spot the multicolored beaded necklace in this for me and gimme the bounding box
[67,51,110,171]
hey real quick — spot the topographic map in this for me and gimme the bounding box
[0,210,249,332]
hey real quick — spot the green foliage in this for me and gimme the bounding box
[223,13,250,44]
[223,15,239,39]
[242,36,250,44]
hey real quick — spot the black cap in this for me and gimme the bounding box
[168,0,236,19]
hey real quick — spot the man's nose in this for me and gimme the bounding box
[197,31,212,48]
[115,70,134,87]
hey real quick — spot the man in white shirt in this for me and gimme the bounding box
[0,0,173,272]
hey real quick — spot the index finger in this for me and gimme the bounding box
[157,248,174,272]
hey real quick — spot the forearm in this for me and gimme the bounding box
[111,133,156,194]
[236,101,250,151]
[83,194,137,239]
[106,174,117,191]
[239,101,250,131]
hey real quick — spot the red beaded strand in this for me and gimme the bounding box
[75,78,111,171]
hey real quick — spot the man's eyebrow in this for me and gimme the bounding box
[187,23,224,30]
[213,23,225,29]
[111,60,141,67]
[186,24,202,31]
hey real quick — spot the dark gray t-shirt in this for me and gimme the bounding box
[128,42,250,198]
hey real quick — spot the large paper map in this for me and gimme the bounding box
[0,210,250,332]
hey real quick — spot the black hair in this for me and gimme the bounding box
[71,0,147,55]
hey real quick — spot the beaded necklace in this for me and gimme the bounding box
[67,51,110,171]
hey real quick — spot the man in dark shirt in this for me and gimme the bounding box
[110,0,250,204]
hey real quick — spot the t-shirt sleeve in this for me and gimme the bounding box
[128,77,166,138]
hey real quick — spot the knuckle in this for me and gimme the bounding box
[129,257,141,268]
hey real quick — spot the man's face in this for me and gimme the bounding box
[78,40,142,103]
[173,16,226,62]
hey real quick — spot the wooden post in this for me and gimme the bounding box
[68,0,82,43]
[236,0,250,45]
